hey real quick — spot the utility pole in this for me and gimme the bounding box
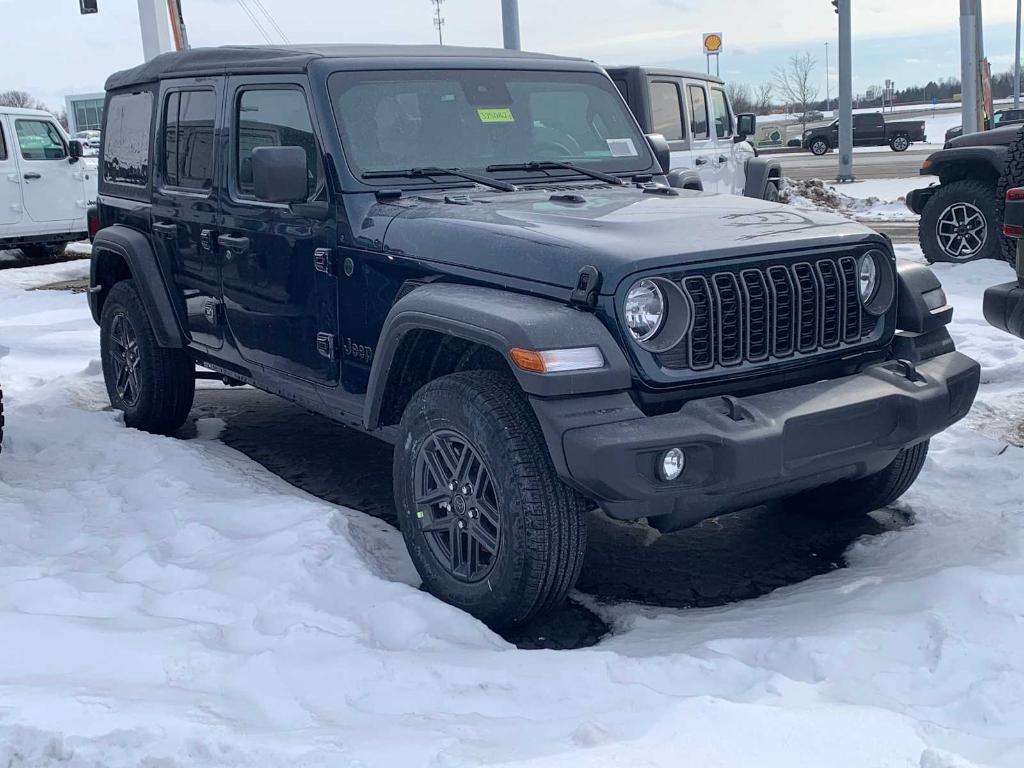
[825,41,830,114]
[1015,0,1021,109]
[431,0,445,45]
[502,0,521,51]
[137,0,175,61]
[836,0,854,182]
[960,0,980,137]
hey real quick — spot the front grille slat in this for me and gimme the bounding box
[658,252,883,373]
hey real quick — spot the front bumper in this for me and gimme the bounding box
[533,351,979,531]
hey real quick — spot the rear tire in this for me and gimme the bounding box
[810,139,830,156]
[919,178,1001,263]
[789,441,929,516]
[763,180,781,202]
[890,135,910,152]
[995,125,1024,266]
[100,280,195,435]
[393,370,588,629]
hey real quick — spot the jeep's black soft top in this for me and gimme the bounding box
[105,44,590,91]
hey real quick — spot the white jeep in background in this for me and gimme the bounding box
[0,106,97,257]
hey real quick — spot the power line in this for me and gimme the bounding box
[249,0,291,44]
[233,0,273,44]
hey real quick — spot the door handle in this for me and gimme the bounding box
[695,157,708,166]
[217,234,250,259]
[23,172,41,180]
[718,155,728,163]
[152,221,178,238]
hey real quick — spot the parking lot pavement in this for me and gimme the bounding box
[189,387,911,650]
[783,146,932,181]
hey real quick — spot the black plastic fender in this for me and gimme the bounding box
[743,156,783,199]
[363,283,632,430]
[896,261,954,334]
[665,169,703,190]
[90,225,186,348]
[920,145,1008,179]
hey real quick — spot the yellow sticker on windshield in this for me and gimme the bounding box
[478,108,515,123]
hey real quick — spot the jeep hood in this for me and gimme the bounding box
[380,187,883,293]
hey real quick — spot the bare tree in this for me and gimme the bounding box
[0,90,46,110]
[773,52,819,131]
[755,82,775,115]
[725,82,754,115]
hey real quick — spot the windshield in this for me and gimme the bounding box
[328,68,653,183]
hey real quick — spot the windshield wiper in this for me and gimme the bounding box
[485,160,627,186]
[361,167,518,192]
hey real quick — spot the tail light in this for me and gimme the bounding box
[87,206,100,242]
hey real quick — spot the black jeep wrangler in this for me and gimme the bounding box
[90,45,980,628]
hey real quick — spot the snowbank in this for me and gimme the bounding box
[0,251,1022,767]
[782,176,930,222]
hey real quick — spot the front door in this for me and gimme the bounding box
[220,78,339,385]
[683,81,723,193]
[709,85,752,196]
[151,82,224,350]
[12,116,81,224]
[0,116,23,226]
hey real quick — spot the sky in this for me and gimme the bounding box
[0,0,1020,111]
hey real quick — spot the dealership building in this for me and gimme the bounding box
[64,92,106,133]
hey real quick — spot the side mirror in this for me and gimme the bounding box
[252,146,308,204]
[735,113,756,142]
[645,133,671,175]
[68,139,84,161]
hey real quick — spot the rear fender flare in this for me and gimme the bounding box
[743,157,783,198]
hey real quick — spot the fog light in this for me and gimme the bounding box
[659,448,686,481]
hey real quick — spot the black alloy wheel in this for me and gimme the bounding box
[414,429,501,583]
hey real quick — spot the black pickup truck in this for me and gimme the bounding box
[803,112,927,155]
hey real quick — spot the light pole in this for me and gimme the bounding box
[1015,0,1021,109]
[501,0,520,50]
[431,0,445,45]
[825,41,830,114]
[960,0,980,137]
[837,0,854,182]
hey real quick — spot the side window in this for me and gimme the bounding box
[235,88,323,200]
[0,122,7,161]
[710,88,732,138]
[162,90,216,190]
[103,90,154,187]
[687,85,709,140]
[650,81,684,142]
[15,119,67,161]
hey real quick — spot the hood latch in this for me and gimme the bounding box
[570,265,602,310]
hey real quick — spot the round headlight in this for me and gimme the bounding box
[624,279,665,342]
[858,253,879,303]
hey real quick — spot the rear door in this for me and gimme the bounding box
[648,78,691,176]
[854,113,884,145]
[0,115,23,226]
[151,81,224,350]
[683,81,722,192]
[12,116,81,224]
[220,77,339,385]
[709,85,752,196]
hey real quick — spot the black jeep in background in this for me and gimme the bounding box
[802,112,926,156]
[90,45,979,628]
[908,124,1024,264]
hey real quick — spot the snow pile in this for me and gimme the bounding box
[783,176,932,222]
[0,252,1023,767]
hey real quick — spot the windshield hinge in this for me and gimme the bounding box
[569,265,602,310]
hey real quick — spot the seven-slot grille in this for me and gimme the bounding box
[657,255,874,371]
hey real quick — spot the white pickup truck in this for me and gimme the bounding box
[1,106,97,257]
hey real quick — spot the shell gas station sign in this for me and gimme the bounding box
[702,33,723,55]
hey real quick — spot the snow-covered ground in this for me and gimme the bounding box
[0,251,1023,767]
[783,175,930,222]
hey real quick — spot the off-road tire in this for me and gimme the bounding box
[393,370,588,629]
[810,139,830,156]
[919,179,1001,263]
[889,135,910,152]
[995,125,1024,266]
[20,243,66,259]
[100,280,194,435]
[789,441,929,516]
[763,180,781,202]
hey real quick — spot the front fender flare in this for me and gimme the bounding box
[743,156,783,198]
[364,284,632,430]
[90,225,186,348]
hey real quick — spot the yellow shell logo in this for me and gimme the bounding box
[703,34,722,54]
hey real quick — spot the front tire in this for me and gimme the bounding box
[789,441,929,516]
[890,135,910,152]
[810,139,830,156]
[100,280,195,435]
[919,179,1001,263]
[393,370,587,629]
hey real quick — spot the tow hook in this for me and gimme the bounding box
[892,358,926,383]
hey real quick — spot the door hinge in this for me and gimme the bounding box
[316,332,337,360]
[569,265,602,310]
[314,248,336,276]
